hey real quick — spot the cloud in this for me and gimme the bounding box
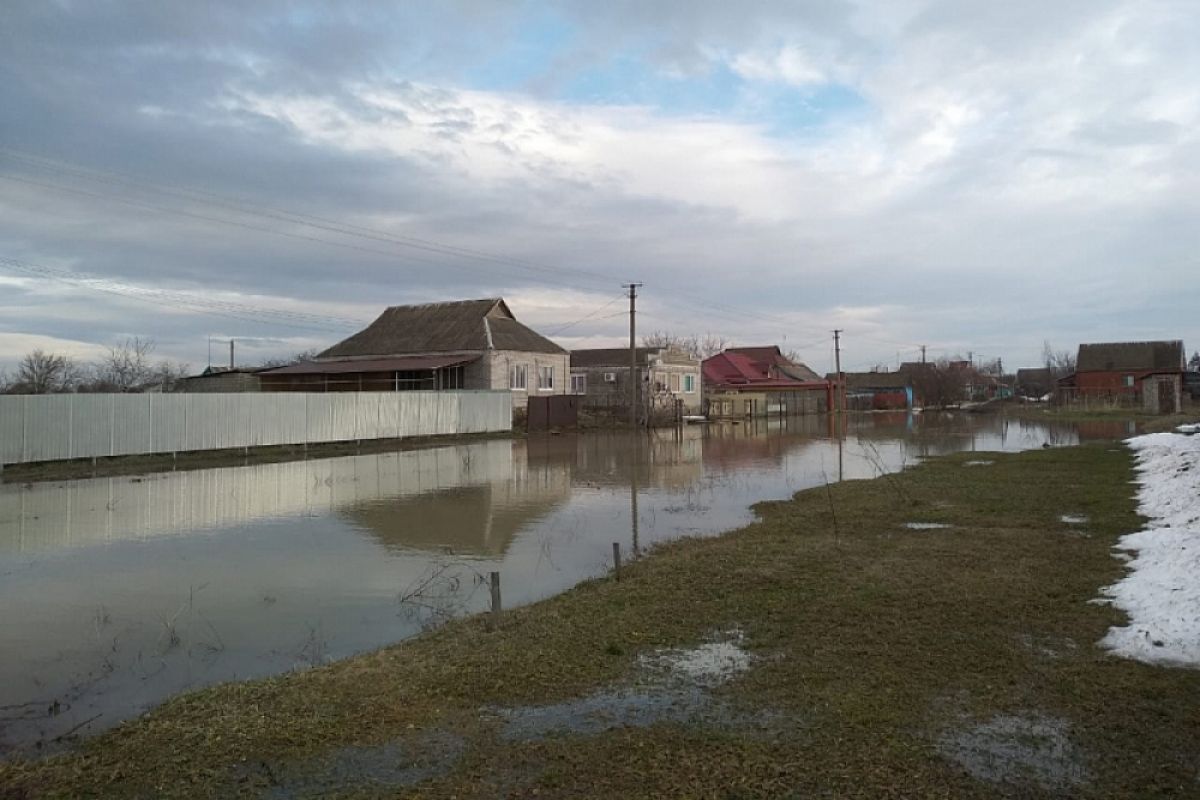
[0,0,1196,373]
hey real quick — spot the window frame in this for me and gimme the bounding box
[570,373,587,395]
[538,365,555,391]
[509,363,528,391]
[684,374,696,393]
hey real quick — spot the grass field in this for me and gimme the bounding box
[4,442,1198,798]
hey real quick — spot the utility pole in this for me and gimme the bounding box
[833,329,844,415]
[229,339,235,370]
[920,345,927,364]
[623,283,642,428]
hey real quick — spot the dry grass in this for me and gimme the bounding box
[4,443,1199,798]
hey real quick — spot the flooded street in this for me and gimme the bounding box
[0,412,1096,754]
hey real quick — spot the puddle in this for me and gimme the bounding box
[636,629,753,687]
[1060,514,1088,525]
[903,522,952,530]
[488,629,776,742]
[252,730,465,798]
[964,460,995,467]
[938,712,1089,791]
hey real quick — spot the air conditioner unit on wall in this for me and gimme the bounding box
[604,372,617,382]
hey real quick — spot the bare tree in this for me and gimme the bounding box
[908,358,968,408]
[93,337,157,392]
[15,350,82,394]
[642,331,727,361]
[0,368,10,394]
[1189,351,1199,372]
[1042,341,1077,378]
[147,360,192,392]
[259,348,323,369]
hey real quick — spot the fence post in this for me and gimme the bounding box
[613,541,622,581]
[489,571,502,630]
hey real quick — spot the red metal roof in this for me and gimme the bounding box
[703,351,828,390]
[260,355,478,376]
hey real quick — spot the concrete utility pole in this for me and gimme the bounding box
[833,329,844,414]
[623,283,643,428]
[229,339,235,370]
[920,345,927,364]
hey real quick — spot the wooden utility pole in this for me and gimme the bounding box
[623,283,642,428]
[920,345,927,364]
[833,329,844,414]
[229,339,235,370]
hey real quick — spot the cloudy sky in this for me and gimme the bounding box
[1,0,1197,375]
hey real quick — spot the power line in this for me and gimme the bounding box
[0,147,840,337]
[0,256,369,333]
[0,148,618,289]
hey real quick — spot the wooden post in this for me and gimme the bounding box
[489,571,501,628]
[612,542,622,581]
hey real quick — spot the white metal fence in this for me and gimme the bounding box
[0,391,512,467]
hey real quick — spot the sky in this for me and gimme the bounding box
[1,0,1197,376]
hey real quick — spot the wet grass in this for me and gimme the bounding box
[1003,403,1197,433]
[4,443,1200,798]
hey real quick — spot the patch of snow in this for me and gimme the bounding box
[1097,433,1200,667]
[964,460,995,467]
[1175,422,1198,434]
[1060,514,1088,525]
[903,522,952,530]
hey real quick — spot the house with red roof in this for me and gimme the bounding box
[702,346,831,418]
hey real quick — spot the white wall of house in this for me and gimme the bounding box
[486,350,570,409]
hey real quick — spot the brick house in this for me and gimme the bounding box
[1062,340,1185,413]
[569,347,702,416]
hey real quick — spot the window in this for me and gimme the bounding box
[509,364,527,391]
[1123,375,1135,388]
[538,365,554,390]
[570,374,587,394]
[684,374,695,393]
[670,373,681,392]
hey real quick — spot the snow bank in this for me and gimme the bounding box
[1098,432,1200,667]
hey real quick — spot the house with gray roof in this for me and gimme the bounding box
[260,298,568,408]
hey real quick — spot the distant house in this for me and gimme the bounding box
[569,347,702,416]
[703,346,830,418]
[259,298,568,409]
[1015,368,1054,399]
[174,366,266,393]
[830,371,912,410]
[1065,340,1185,413]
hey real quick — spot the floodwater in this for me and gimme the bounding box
[0,412,1091,754]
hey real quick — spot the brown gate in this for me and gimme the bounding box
[527,395,580,431]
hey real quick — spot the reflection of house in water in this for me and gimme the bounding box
[0,439,570,557]
[702,416,828,469]
[339,442,572,556]
[566,430,704,490]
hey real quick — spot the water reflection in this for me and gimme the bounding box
[0,413,1088,753]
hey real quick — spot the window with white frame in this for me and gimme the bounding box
[570,373,586,394]
[1123,375,1135,387]
[509,364,527,390]
[670,373,681,392]
[684,374,696,393]
[538,365,554,390]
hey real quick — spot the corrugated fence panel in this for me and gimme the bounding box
[0,391,511,467]
[112,395,152,455]
[24,395,73,462]
[150,395,186,454]
[71,396,114,459]
[0,398,23,465]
